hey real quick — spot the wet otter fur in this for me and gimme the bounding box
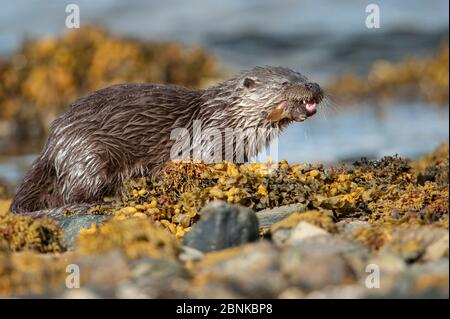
[10,66,324,218]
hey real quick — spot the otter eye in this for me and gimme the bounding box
[243,78,256,90]
[282,81,289,86]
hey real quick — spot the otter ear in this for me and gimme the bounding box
[243,78,256,90]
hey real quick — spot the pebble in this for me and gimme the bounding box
[288,221,330,245]
[193,241,287,298]
[58,214,111,249]
[182,201,259,252]
[255,203,308,229]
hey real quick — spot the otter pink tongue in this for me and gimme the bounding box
[305,102,317,116]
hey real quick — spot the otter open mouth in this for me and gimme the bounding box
[267,99,318,122]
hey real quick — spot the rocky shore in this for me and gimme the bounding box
[0,143,448,298]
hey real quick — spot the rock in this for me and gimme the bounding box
[58,214,111,249]
[271,228,292,247]
[288,221,330,245]
[256,203,308,229]
[409,259,449,298]
[192,241,287,298]
[120,257,188,298]
[69,249,130,297]
[129,257,187,282]
[351,253,409,297]
[289,234,369,257]
[67,251,188,298]
[182,201,259,252]
[270,210,336,246]
[281,250,356,290]
[386,259,449,298]
[278,287,306,299]
[337,220,371,234]
[187,281,249,299]
[115,283,152,299]
[409,258,449,276]
[179,246,204,262]
[367,253,407,274]
[382,225,448,262]
[305,285,368,299]
[62,288,102,299]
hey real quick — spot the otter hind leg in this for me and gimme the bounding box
[11,152,120,219]
[58,153,120,206]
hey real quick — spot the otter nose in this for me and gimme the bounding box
[305,82,321,94]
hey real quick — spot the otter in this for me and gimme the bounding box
[10,66,324,218]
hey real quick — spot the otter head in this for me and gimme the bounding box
[235,66,324,123]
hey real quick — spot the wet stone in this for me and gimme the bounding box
[58,214,111,249]
[182,201,259,252]
[271,228,292,247]
[288,234,369,258]
[381,226,448,262]
[256,203,308,229]
[179,246,204,262]
[281,251,357,290]
[337,220,371,234]
[68,249,130,297]
[121,257,188,298]
[193,241,287,298]
[288,221,330,245]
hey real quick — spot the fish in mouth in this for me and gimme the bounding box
[266,97,321,122]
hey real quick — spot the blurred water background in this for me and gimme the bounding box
[0,0,448,188]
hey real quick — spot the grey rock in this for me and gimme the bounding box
[289,234,369,258]
[271,228,292,247]
[122,257,188,298]
[129,257,187,281]
[272,219,328,248]
[65,249,129,298]
[409,259,449,298]
[382,226,449,262]
[193,240,287,298]
[337,220,371,234]
[182,201,259,252]
[288,221,330,245]
[115,283,153,299]
[366,253,407,275]
[179,245,204,262]
[256,203,308,229]
[187,281,250,299]
[409,258,449,276]
[281,250,356,290]
[278,287,306,299]
[305,285,368,299]
[62,288,102,299]
[58,214,111,249]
